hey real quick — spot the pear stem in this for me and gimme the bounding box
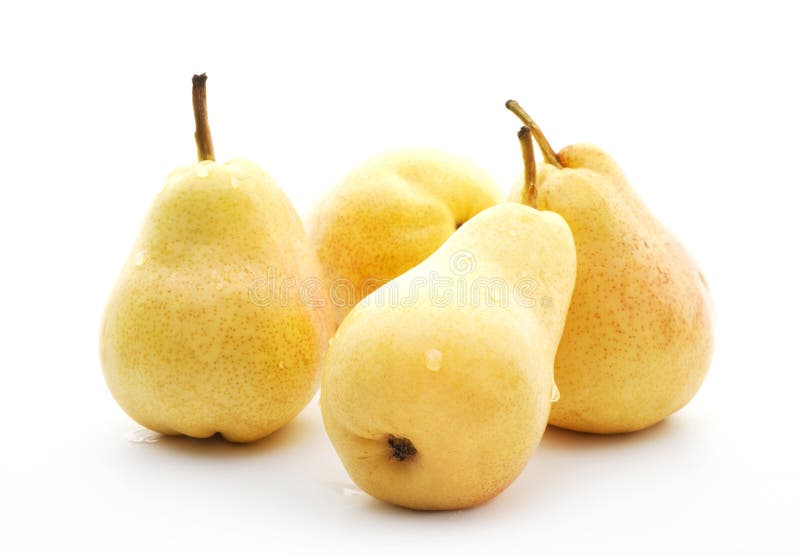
[192,73,215,161]
[505,100,562,168]
[517,126,537,208]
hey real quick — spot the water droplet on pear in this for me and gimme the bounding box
[195,163,211,178]
[425,348,442,371]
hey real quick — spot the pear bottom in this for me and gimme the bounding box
[321,306,553,510]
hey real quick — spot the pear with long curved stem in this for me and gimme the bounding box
[506,100,714,434]
[100,75,333,442]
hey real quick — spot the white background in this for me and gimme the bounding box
[1,1,798,554]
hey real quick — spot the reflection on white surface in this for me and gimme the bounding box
[128,428,162,444]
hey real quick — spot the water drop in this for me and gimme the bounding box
[328,338,334,346]
[550,383,561,402]
[425,348,442,371]
[128,428,162,444]
[133,250,148,266]
[231,176,242,189]
[215,282,223,291]
[325,482,364,497]
[278,360,285,369]
[195,163,211,178]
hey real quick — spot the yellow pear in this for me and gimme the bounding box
[308,149,501,325]
[100,75,333,442]
[507,100,714,434]
[321,128,576,509]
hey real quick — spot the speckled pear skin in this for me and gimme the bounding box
[308,149,502,325]
[101,159,334,442]
[321,203,576,510]
[510,144,714,434]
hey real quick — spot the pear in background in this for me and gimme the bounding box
[308,149,501,325]
[321,128,576,509]
[507,100,714,434]
[100,75,333,442]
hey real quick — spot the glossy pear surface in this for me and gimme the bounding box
[321,203,576,509]
[511,145,714,433]
[309,149,501,325]
[101,160,333,442]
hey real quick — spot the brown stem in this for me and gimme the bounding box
[517,126,537,208]
[505,100,562,168]
[192,74,215,161]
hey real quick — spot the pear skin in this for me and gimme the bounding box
[308,149,501,325]
[321,202,576,510]
[508,105,714,433]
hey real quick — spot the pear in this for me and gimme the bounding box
[507,100,714,434]
[100,75,333,442]
[308,149,501,326]
[320,128,576,510]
